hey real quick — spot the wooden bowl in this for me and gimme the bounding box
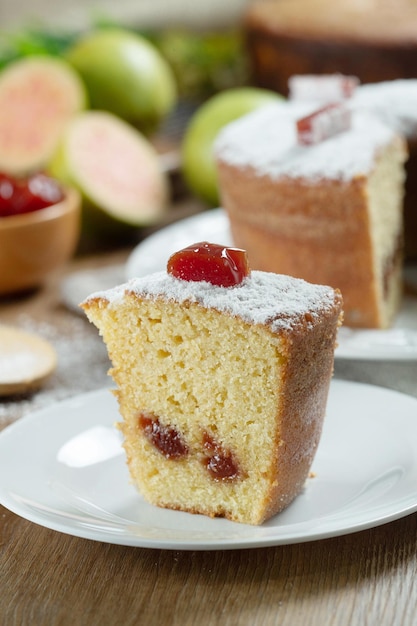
[0,186,81,296]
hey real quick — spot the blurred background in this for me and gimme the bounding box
[2,0,417,258]
[2,0,249,30]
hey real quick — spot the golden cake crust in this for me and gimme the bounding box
[219,166,379,327]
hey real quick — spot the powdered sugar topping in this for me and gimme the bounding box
[85,270,339,333]
[214,101,396,181]
[350,79,417,138]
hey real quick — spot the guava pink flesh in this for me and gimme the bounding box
[0,68,81,170]
[70,117,167,219]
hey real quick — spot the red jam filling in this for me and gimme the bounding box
[138,415,243,482]
[139,414,189,459]
[296,102,351,145]
[0,172,64,218]
[167,241,250,287]
[202,431,240,482]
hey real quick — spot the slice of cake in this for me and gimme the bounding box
[215,102,407,328]
[81,242,343,526]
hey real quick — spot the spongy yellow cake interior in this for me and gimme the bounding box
[110,297,287,524]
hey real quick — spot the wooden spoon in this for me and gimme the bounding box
[0,325,57,396]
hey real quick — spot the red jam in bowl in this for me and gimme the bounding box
[0,172,64,218]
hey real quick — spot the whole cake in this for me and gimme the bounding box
[244,0,417,96]
[81,242,343,525]
[215,102,407,328]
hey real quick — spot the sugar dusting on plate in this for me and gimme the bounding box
[0,315,110,429]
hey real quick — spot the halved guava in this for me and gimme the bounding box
[0,56,87,175]
[49,111,169,232]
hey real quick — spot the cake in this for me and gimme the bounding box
[349,79,417,260]
[289,76,417,260]
[215,102,407,328]
[244,0,417,261]
[244,0,417,96]
[81,242,343,526]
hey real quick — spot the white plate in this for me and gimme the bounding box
[1,380,417,550]
[126,208,417,361]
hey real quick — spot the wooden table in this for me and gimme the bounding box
[1,218,417,626]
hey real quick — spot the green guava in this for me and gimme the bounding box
[66,29,177,133]
[182,87,283,206]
